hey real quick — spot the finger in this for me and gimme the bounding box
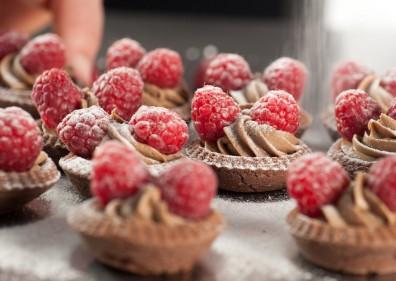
[49,0,104,85]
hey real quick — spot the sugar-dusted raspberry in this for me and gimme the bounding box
[380,67,396,97]
[331,61,373,100]
[367,156,396,212]
[262,57,307,102]
[204,53,252,92]
[32,69,82,129]
[57,106,110,158]
[92,67,143,121]
[194,56,215,89]
[19,33,66,75]
[158,159,217,219]
[287,152,350,217]
[91,141,150,205]
[387,99,396,120]
[0,31,28,60]
[129,106,188,154]
[106,38,146,70]
[191,85,240,142]
[137,48,183,88]
[250,90,300,134]
[335,89,381,141]
[0,107,43,172]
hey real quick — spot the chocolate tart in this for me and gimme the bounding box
[287,209,396,274]
[185,141,310,192]
[0,54,38,117]
[0,152,60,213]
[68,197,224,275]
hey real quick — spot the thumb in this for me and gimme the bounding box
[68,53,93,86]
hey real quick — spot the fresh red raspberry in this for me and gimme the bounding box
[137,48,183,88]
[32,69,82,129]
[191,85,240,142]
[367,156,396,212]
[129,106,188,154]
[250,90,300,134]
[262,57,307,102]
[287,152,350,217]
[91,141,150,205]
[0,31,28,60]
[331,61,373,100]
[204,53,252,92]
[380,67,396,97]
[92,67,143,121]
[158,160,217,219]
[106,38,146,71]
[335,89,381,141]
[57,106,110,158]
[19,33,66,75]
[0,107,43,172]
[387,99,396,120]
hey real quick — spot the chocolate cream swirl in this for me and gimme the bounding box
[358,75,394,112]
[321,173,396,228]
[230,77,268,107]
[0,54,35,90]
[204,114,300,157]
[103,185,185,226]
[142,83,189,109]
[342,114,396,161]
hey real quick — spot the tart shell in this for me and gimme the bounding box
[0,154,60,213]
[184,140,311,192]
[287,209,396,275]
[68,199,224,275]
[327,139,371,177]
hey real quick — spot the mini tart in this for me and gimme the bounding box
[328,114,396,176]
[287,173,396,275]
[0,152,60,213]
[142,82,191,121]
[230,77,312,138]
[68,187,224,275]
[184,115,311,192]
[60,121,184,197]
[0,54,38,117]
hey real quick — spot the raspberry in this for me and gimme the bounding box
[19,33,66,75]
[335,89,381,141]
[380,67,396,97]
[137,48,183,88]
[367,156,396,212]
[129,106,188,154]
[0,107,43,172]
[0,31,28,60]
[92,67,143,121]
[158,160,217,219]
[106,38,146,70]
[32,69,82,129]
[204,53,252,92]
[57,106,110,158]
[387,99,396,120]
[262,57,307,102]
[331,61,373,100]
[287,152,350,217]
[250,90,300,134]
[91,141,150,205]
[191,85,240,142]
[194,56,215,89]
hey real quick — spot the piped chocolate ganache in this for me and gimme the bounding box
[341,114,396,162]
